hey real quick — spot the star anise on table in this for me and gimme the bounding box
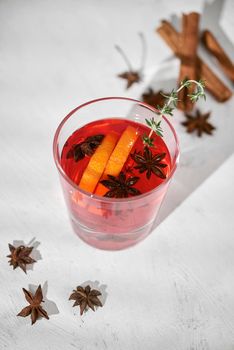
[17,285,49,325]
[181,110,215,137]
[7,244,36,273]
[118,71,141,89]
[100,172,141,198]
[142,88,168,109]
[66,134,104,162]
[115,33,146,89]
[69,285,103,315]
[131,147,167,180]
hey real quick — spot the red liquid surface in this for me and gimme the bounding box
[60,118,172,249]
[61,118,171,194]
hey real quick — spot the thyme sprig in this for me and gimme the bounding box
[143,79,206,147]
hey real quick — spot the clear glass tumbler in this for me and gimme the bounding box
[53,97,179,250]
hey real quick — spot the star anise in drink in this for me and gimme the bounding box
[66,134,104,162]
[131,147,167,180]
[125,165,134,175]
[100,172,141,198]
[69,285,103,315]
[7,244,36,273]
[17,285,49,325]
[182,110,215,137]
[142,89,168,109]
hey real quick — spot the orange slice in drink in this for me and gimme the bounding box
[78,132,119,193]
[95,125,139,196]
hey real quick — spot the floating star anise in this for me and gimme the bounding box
[69,285,103,315]
[125,165,134,175]
[100,172,141,198]
[17,285,49,325]
[142,89,168,109]
[118,71,141,89]
[131,147,167,180]
[66,134,104,162]
[7,244,36,273]
[182,110,215,137]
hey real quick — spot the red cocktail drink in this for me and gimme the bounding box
[53,98,179,250]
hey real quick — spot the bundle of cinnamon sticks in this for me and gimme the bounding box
[156,12,233,111]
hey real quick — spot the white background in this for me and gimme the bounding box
[0,0,234,349]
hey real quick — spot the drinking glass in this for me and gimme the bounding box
[53,97,179,250]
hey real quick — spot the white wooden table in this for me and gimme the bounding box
[1,0,234,349]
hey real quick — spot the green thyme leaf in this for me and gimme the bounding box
[142,79,206,147]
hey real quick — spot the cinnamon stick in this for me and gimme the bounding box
[177,12,200,111]
[157,20,232,102]
[202,29,234,82]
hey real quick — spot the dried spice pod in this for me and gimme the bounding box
[7,244,36,273]
[17,285,49,325]
[156,20,232,102]
[201,30,234,82]
[66,134,104,162]
[181,109,215,137]
[177,12,200,111]
[131,147,167,180]
[116,33,146,89]
[100,172,141,198]
[142,89,168,109]
[118,71,141,89]
[69,285,103,315]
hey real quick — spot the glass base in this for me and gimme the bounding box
[70,216,154,250]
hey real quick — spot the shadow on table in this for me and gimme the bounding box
[150,71,233,229]
[144,0,234,229]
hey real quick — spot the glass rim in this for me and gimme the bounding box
[53,96,180,202]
